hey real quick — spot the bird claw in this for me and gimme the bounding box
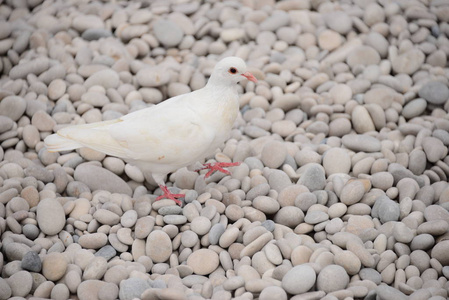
[155,185,184,206]
[195,162,241,178]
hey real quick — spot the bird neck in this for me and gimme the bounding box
[206,73,236,89]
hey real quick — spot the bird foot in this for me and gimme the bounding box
[155,185,184,206]
[195,162,241,178]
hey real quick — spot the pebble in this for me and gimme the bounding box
[341,134,381,152]
[0,1,447,299]
[419,81,449,105]
[187,249,219,275]
[74,163,132,196]
[392,49,425,75]
[21,251,42,272]
[431,240,449,265]
[372,195,400,223]
[42,252,68,281]
[153,19,184,47]
[261,141,287,169]
[297,163,326,192]
[146,230,172,263]
[119,278,151,300]
[323,148,351,175]
[6,271,33,297]
[317,264,349,293]
[36,198,66,235]
[282,264,316,294]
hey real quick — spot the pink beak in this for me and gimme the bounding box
[242,72,257,83]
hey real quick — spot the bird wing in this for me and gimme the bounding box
[58,94,217,165]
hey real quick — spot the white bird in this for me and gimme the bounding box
[45,56,257,205]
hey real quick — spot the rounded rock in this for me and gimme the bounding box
[187,249,219,275]
[36,198,66,235]
[42,252,68,281]
[6,271,33,297]
[431,240,449,265]
[419,81,449,105]
[146,230,172,263]
[282,264,316,294]
[317,264,349,293]
[323,148,351,175]
[261,141,287,169]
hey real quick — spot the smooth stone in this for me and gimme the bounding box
[418,81,449,105]
[422,137,447,163]
[372,195,400,223]
[9,57,50,80]
[21,251,42,272]
[119,278,151,300]
[0,115,13,133]
[364,87,400,109]
[95,245,117,261]
[74,163,132,196]
[36,198,65,235]
[77,280,107,300]
[375,285,407,300]
[252,196,280,214]
[187,249,219,275]
[431,240,449,265]
[260,10,289,31]
[84,69,120,89]
[391,48,425,75]
[261,141,287,169]
[93,209,120,225]
[325,11,352,34]
[334,250,361,275]
[51,283,70,300]
[297,163,326,192]
[81,28,113,41]
[78,233,108,249]
[274,206,304,228]
[317,264,349,293]
[72,15,104,32]
[282,264,316,294]
[83,256,108,280]
[341,134,381,152]
[136,67,171,87]
[153,19,184,47]
[347,46,381,67]
[146,230,172,263]
[323,148,351,175]
[402,98,427,119]
[6,271,33,297]
[359,268,382,285]
[417,220,449,236]
[0,96,27,121]
[0,278,11,300]
[340,180,366,205]
[42,252,68,281]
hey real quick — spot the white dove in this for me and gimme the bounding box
[44,56,257,205]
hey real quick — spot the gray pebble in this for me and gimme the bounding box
[418,81,449,105]
[297,163,326,192]
[21,251,42,272]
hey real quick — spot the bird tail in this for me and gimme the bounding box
[44,133,83,152]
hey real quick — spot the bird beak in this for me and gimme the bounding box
[241,72,257,83]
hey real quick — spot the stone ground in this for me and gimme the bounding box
[0,0,449,300]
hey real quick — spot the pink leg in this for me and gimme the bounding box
[195,162,241,178]
[155,185,184,206]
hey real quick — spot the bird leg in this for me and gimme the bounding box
[196,162,241,178]
[155,185,184,206]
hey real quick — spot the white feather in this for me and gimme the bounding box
[44,57,255,185]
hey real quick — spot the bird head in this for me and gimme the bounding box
[208,57,257,86]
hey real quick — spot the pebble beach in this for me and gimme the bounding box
[1,0,449,299]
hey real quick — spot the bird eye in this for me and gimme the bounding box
[229,67,237,74]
